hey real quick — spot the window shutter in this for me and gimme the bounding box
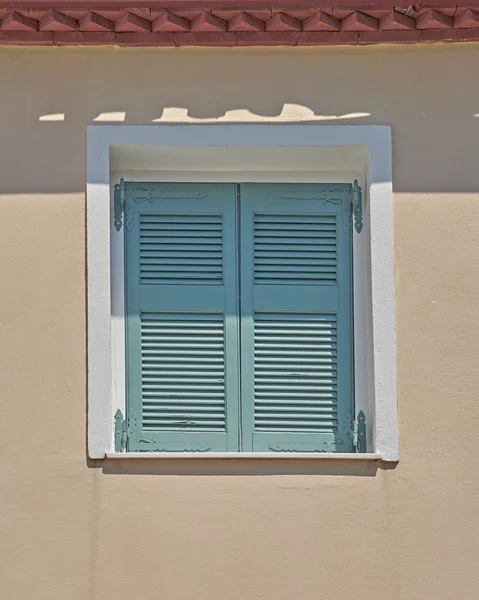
[239,183,354,453]
[124,183,240,452]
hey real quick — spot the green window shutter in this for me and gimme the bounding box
[239,183,354,453]
[124,183,240,452]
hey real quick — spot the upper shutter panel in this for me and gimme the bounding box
[124,183,240,452]
[239,183,354,453]
[139,214,224,285]
[254,214,338,285]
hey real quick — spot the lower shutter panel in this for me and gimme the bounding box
[254,313,338,434]
[125,184,240,452]
[240,183,354,453]
[141,312,226,432]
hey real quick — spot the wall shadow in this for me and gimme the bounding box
[93,457,397,477]
[1,45,479,195]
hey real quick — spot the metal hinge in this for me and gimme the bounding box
[114,409,127,452]
[351,179,363,234]
[113,178,125,232]
[352,410,367,453]
[114,408,136,452]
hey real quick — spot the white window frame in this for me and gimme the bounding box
[87,124,397,461]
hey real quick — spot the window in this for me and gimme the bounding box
[123,182,354,453]
[87,124,398,460]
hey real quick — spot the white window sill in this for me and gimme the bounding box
[105,452,386,461]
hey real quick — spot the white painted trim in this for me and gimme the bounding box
[87,124,397,462]
[87,141,112,457]
[110,174,126,422]
[105,452,382,460]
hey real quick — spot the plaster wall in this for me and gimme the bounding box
[0,44,478,600]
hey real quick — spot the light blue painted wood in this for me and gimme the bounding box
[239,183,354,453]
[124,182,354,454]
[125,183,240,452]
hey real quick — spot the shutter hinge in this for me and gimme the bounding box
[351,410,367,453]
[113,178,125,232]
[351,179,363,234]
[114,409,127,452]
[114,408,136,452]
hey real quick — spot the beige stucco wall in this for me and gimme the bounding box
[0,43,479,600]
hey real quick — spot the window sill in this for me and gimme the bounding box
[105,452,386,461]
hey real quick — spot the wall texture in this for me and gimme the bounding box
[0,44,478,600]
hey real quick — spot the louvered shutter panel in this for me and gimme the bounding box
[239,183,354,453]
[124,183,240,452]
